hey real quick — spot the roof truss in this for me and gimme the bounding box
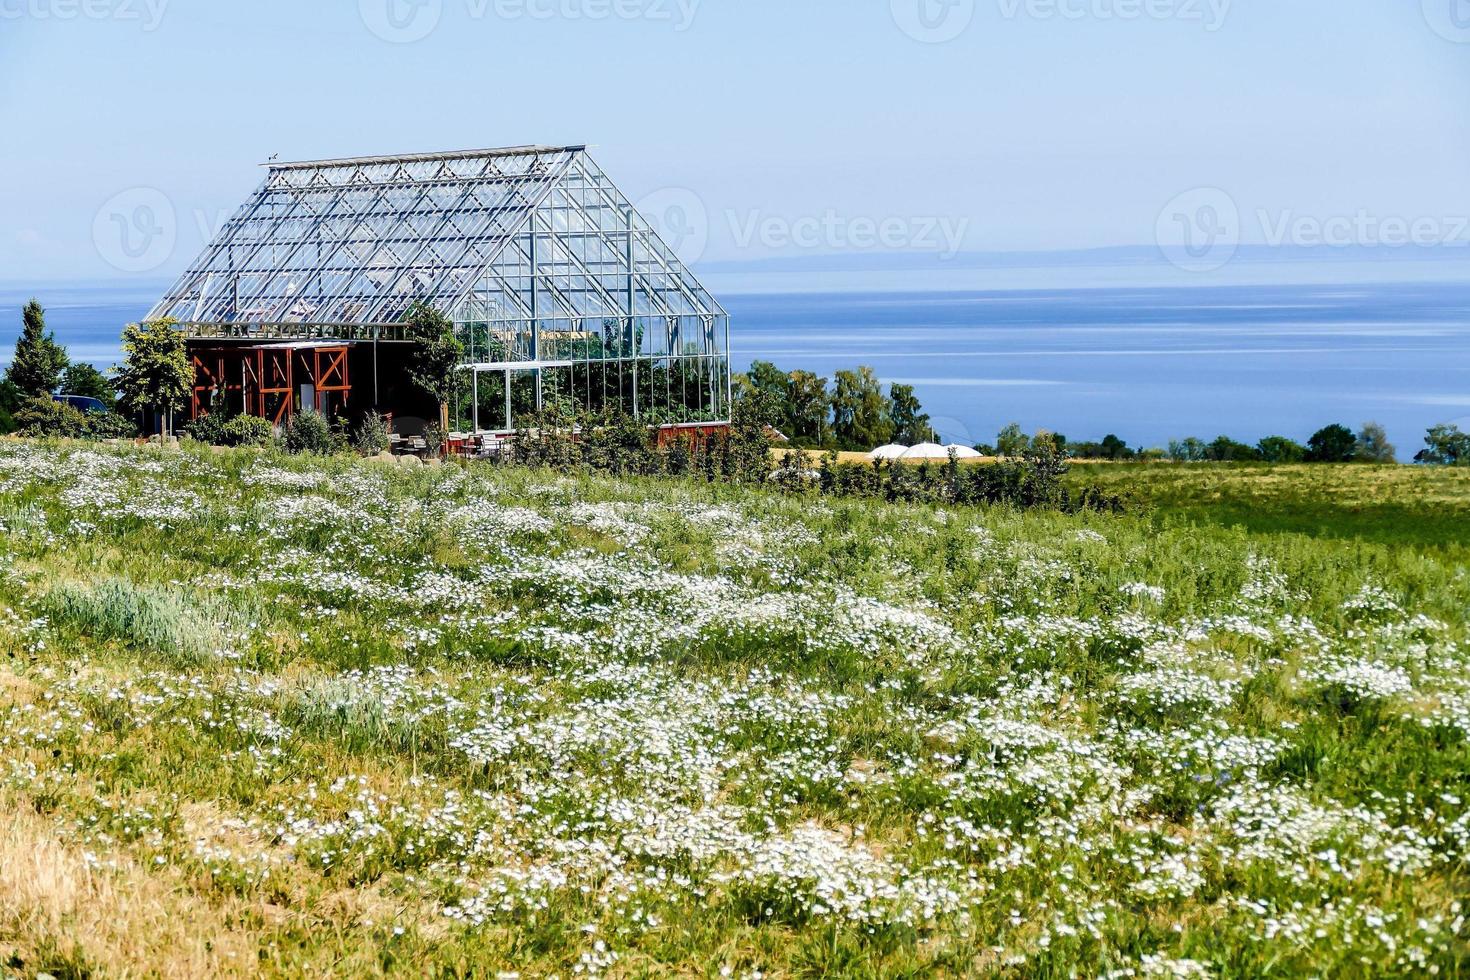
[149,145,725,334]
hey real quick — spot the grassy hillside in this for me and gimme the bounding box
[0,442,1466,977]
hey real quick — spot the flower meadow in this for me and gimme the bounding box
[0,442,1466,977]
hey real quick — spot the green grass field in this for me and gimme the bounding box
[1070,462,1470,551]
[0,442,1466,977]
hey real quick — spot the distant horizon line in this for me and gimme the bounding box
[5,241,1470,292]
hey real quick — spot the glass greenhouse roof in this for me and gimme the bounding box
[148,145,725,333]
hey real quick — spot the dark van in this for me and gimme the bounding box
[53,394,108,414]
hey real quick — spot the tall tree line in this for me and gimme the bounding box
[738,360,936,451]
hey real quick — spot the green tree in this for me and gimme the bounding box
[1207,435,1259,462]
[114,318,191,434]
[733,374,781,428]
[887,383,931,445]
[1168,437,1207,462]
[725,388,778,480]
[60,362,117,409]
[744,361,792,432]
[787,369,829,444]
[1256,435,1306,463]
[996,422,1027,458]
[1020,436,1070,509]
[0,380,22,434]
[829,367,892,450]
[1306,424,1357,463]
[1355,421,1396,463]
[1100,434,1133,460]
[1418,424,1470,466]
[5,299,68,398]
[403,301,465,427]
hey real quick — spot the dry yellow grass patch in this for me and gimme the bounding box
[0,670,40,707]
[0,800,261,979]
[769,447,1119,466]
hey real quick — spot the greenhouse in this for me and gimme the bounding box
[148,145,731,433]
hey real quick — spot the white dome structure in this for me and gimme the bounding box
[899,442,950,461]
[869,444,909,461]
[945,444,983,459]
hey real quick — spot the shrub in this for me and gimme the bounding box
[185,411,273,448]
[87,411,138,439]
[283,409,334,455]
[183,411,231,445]
[662,434,692,475]
[1019,438,1070,507]
[16,397,90,438]
[352,411,390,455]
[15,397,136,440]
[221,414,273,448]
[582,411,655,476]
[513,408,586,470]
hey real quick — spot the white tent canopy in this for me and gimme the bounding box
[899,442,951,461]
[869,444,909,461]
[945,444,983,459]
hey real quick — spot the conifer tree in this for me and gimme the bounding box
[5,300,68,398]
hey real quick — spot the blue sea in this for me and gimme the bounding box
[3,280,1468,455]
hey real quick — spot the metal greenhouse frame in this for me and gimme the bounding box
[149,145,732,433]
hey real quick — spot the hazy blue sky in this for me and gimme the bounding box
[3,0,1469,280]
